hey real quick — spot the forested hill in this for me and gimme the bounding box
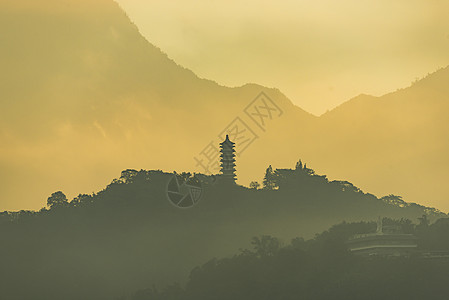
[127,218,449,300]
[0,162,445,300]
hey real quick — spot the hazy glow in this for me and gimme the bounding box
[1,0,448,213]
[117,0,449,115]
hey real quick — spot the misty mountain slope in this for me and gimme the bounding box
[239,65,449,213]
[0,0,447,212]
[0,167,444,300]
[1,0,312,128]
[0,0,311,211]
[307,67,449,210]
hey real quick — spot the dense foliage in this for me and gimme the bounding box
[127,218,449,300]
[0,162,446,300]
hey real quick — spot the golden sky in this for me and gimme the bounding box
[116,0,449,115]
[1,0,448,212]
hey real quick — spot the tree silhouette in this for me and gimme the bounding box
[47,191,68,209]
[263,165,276,190]
[250,235,281,257]
[120,169,139,184]
[70,194,93,207]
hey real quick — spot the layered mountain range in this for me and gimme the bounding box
[1,0,448,211]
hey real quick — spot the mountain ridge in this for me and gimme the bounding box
[0,0,448,212]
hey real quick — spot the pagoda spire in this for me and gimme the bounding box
[219,134,236,183]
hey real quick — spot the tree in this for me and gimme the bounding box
[249,181,260,190]
[381,194,408,207]
[251,235,281,257]
[295,159,303,170]
[71,194,93,207]
[291,237,307,250]
[120,169,138,184]
[263,165,276,190]
[47,191,68,209]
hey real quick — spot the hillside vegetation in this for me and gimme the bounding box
[0,162,445,299]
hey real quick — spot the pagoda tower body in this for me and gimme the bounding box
[219,135,236,183]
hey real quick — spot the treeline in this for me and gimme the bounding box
[0,162,446,300]
[125,218,449,300]
[0,160,443,223]
[258,160,442,214]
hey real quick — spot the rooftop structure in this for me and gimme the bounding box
[346,217,418,257]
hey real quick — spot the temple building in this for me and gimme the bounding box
[219,135,236,184]
[346,217,418,257]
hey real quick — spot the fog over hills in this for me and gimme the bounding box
[0,0,448,211]
[0,167,445,300]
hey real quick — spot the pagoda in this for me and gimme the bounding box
[219,135,236,183]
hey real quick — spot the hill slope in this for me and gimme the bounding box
[315,68,449,210]
[0,166,444,299]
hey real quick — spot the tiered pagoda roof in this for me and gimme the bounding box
[219,135,236,183]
